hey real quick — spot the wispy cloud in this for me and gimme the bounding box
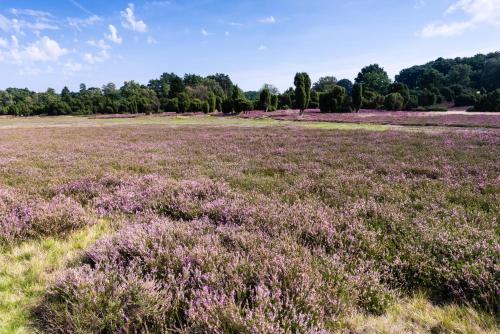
[84,50,110,64]
[0,13,59,34]
[145,1,171,9]
[86,39,110,50]
[67,15,101,30]
[64,60,83,72]
[68,0,96,16]
[259,16,276,24]
[9,8,53,18]
[147,36,158,44]
[105,25,123,44]
[257,45,267,51]
[201,28,213,36]
[419,0,500,38]
[414,0,426,9]
[121,3,147,32]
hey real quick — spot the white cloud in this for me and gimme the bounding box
[259,16,276,24]
[0,35,68,64]
[86,39,110,50]
[420,21,474,37]
[145,1,171,8]
[0,37,8,48]
[10,8,52,17]
[86,34,113,64]
[84,50,110,64]
[121,3,147,32]
[64,61,83,72]
[419,0,500,37]
[24,36,68,61]
[0,13,58,34]
[200,28,216,37]
[147,36,158,44]
[105,25,123,44]
[258,45,267,51]
[67,15,101,29]
[225,31,229,36]
[414,0,426,9]
[0,15,14,32]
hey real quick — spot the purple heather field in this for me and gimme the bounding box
[0,116,498,333]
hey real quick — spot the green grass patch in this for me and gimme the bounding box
[0,115,388,131]
[0,220,111,334]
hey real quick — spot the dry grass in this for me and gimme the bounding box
[0,220,110,334]
[348,294,499,334]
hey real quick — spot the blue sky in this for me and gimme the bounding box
[0,0,499,92]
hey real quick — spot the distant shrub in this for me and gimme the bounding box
[201,101,210,114]
[352,83,362,112]
[259,87,271,112]
[178,93,191,113]
[309,90,319,109]
[384,92,404,111]
[221,99,234,114]
[474,88,500,111]
[189,98,203,112]
[455,92,478,107]
[418,89,437,107]
[319,85,352,113]
[440,86,454,102]
[406,94,419,110]
[270,94,278,111]
[234,98,253,114]
[163,98,179,112]
[207,93,216,113]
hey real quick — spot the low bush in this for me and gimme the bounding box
[34,216,390,333]
[0,188,90,246]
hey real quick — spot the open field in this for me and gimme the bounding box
[239,109,500,128]
[0,115,499,333]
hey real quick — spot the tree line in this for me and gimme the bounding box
[0,52,498,116]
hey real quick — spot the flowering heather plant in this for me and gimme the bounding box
[0,188,90,246]
[0,122,497,332]
[34,216,391,333]
[52,169,499,312]
[240,109,500,128]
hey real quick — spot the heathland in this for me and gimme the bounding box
[0,113,498,333]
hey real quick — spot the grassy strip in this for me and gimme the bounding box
[0,220,110,334]
[347,293,498,333]
[0,115,388,131]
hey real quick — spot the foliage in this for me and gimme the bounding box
[355,64,391,95]
[312,76,337,92]
[352,83,363,112]
[474,88,500,111]
[1,52,499,116]
[384,93,405,111]
[319,85,352,113]
[221,99,234,114]
[294,72,311,113]
[259,87,271,112]
[233,98,253,114]
[337,79,354,95]
[309,90,319,109]
[395,52,500,110]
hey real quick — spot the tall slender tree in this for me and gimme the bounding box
[294,72,311,115]
[259,87,271,112]
[352,83,363,112]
